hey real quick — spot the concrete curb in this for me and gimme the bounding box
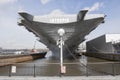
[0,76,120,80]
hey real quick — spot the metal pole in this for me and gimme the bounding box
[9,65,11,77]
[34,64,36,77]
[33,40,36,49]
[112,62,115,76]
[60,37,63,75]
[86,65,88,77]
[57,28,65,75]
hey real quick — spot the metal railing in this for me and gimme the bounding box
[0,62,120,77]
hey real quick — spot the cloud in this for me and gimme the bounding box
[49,9,65,15]
[40,0,50,5]
[83,2,103,12]
[18,6,25,12]
[0,0,17,5]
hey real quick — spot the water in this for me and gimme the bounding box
[0,51,120,76]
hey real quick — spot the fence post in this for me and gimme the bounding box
[9,65,11,77]
[33,64,36,77]
[112,54,116,76]
[112,62,115,76]
[86,64,88,77]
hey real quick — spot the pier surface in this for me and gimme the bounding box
[0,76,120,80]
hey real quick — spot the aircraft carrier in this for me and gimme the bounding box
[18,10,105,59]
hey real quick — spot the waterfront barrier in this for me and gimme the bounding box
[0,62,120,77]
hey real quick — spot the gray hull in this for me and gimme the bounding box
[18,10,105,59]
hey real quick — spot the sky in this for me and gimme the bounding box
[0,0,120,49]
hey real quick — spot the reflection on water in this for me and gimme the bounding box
[0,51,120,76]
[79,55,87,66]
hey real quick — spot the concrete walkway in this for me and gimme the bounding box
[0,76,120,80]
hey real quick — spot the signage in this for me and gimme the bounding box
[11,66,16,73]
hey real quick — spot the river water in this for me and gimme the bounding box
[0,51,120,76]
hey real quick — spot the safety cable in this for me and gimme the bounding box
[64,44,113,75]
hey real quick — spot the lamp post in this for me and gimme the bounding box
[57,28,66,75]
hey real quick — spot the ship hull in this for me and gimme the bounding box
[18,10,105,59]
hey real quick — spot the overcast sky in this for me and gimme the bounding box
[0,0,120,49]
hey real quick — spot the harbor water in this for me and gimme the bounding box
[0,51,120,76]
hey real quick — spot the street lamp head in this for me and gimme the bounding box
[58,28,65,36]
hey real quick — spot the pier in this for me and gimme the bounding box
[0,52,46,66]
[0,76,120,80]
[0,51,120,80]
